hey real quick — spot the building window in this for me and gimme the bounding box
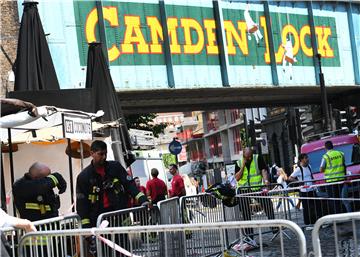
[189,141,204,161]
[207,112,219,131]
[230,109,242,123]
[209,134,222,157]
[232,128,242,154]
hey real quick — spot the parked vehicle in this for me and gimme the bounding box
[301,134,360,180]
[128,150,170,189]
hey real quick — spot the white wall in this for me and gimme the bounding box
[2,140,92,216]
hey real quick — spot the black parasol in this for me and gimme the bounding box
[85,42,135,167]
[14,1,59,91]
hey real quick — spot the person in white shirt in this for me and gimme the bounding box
[289,154,314,193]
[182,174,197,196]
[1,208,36,257]
[0,208,36,232]
[289,153,318,225]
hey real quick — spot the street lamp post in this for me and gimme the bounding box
[317,54,331,132]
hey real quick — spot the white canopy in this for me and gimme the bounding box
[0,105,107,144]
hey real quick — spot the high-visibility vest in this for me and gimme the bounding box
[323,150,345,182]
[236,154,263,190]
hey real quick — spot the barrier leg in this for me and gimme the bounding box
[238,194,253,238]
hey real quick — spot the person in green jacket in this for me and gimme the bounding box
[319,140,346,214]
[235,147,275,242]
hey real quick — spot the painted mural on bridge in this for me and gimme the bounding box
[75,2,339,67]
[18,0,360,89]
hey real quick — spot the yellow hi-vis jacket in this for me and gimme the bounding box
[323,150,346,182]
[236,154,263,190]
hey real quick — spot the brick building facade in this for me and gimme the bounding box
[0,0,19,97]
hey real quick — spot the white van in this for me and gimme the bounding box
[129,150,170,189]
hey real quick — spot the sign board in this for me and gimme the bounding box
[27,1,359,90]
[168,139,182,155]
[260,132,269,154]
[225,164,236,175]
[62,114,92,140]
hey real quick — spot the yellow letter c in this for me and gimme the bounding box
[85,6,120,62]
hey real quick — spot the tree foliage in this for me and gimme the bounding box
[162,153,177,168]
[125,113,167,138]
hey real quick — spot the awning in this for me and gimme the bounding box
[2,120,120,145]
[0,105,106,144]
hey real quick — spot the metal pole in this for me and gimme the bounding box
[329,104,334,131]
[67,139,75,212]
[317,54,330,131]
[264,1,279,85]
[7,128,16,216]
[1,155,6,212]
[213,0,230,87]
[80,140,84,171]
[347,2,360,85]
[307,1,320,85]
[243,112,249,147]
[159,0,175,88]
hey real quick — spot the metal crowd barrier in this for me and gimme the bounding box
[158,197,181,224]
[94,198,182,257]
[310,212,360,257]
[1,214,81,257]
[287,175,360,216]
[96,206,161,257]
[158,197,184,256]
[179,186,285,256]
[179,193,227,256]
[17,220,308,257]
[233,176,360,233]
[235,184,293,240]
[180,193,224,223]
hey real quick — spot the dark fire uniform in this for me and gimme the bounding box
[76,160,147,228]
[13,174,60,221]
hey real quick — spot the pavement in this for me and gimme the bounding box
[180,210,360,257]
[218,220,360,257]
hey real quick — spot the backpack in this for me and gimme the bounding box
[269,164,278,184]
[298,165,314,181]
[206,183,239,207]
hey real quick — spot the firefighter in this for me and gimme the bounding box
[76,140,148,228]
[12,162,67,221]
[76,140,149,255]
[320,140,346,214]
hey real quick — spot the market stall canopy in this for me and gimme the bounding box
[1,120,119,145]
[0,104,106,144]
